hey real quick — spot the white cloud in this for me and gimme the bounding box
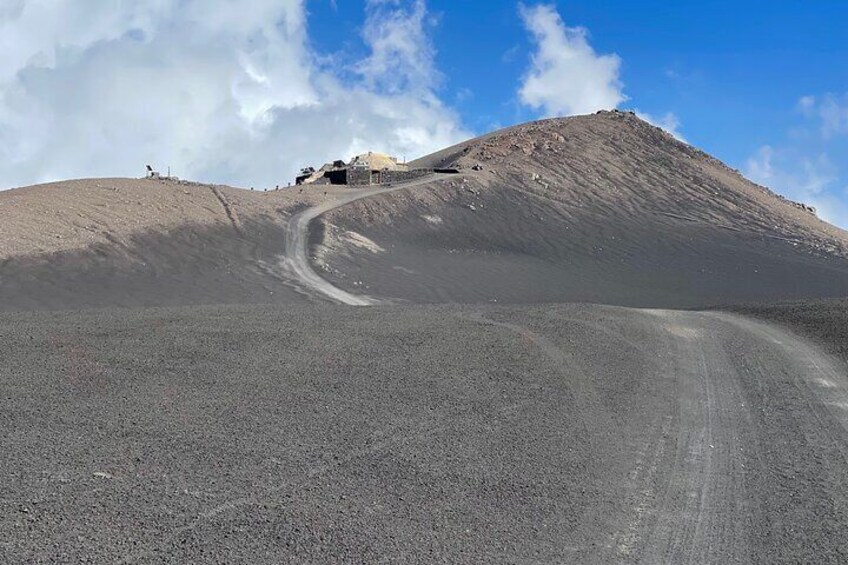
[808,195,848,228]
[745,145,847,227]
[797,93,848,138]
[746,94,848,229]
[517,3,625,117]
[817,95,848,138]
[635,110,685,142]
[0,0,469,189]
[357,0,435,93]
[798,95,816,114]
[515,4,684,140]
[745,146,776,185]
[745,146,837,196]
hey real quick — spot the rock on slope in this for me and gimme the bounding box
[319,111,848,307]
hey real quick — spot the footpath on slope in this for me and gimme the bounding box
[280,173,452,305]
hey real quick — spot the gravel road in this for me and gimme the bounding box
[280,173,451,305]
[3,303,847,563]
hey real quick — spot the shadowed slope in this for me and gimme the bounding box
[0,178,334,310]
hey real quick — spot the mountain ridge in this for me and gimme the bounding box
[316,111,848,307]
[1,111,847,310]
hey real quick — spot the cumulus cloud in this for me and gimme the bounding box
[515,4,684,140]
[517,3,625,117]
[0,0,469,189]
[357,0,435,93]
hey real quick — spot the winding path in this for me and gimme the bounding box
[280,174,449,305]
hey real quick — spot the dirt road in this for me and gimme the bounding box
[280,174,451,305]
[3,303,847,563]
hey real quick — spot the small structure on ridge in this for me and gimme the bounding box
[295,152,450,187]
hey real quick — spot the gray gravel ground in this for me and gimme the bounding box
[3,303,848,564]
[726,298,848,364]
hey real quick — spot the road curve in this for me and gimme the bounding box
[2,303,848,563]
[280,174,450,305]
[625,309,848,564]
[462,307,848,563]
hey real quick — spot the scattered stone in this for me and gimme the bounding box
[421,214,443,225]
[93,471,113,480]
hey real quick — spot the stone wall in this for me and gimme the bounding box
[347,168,372,186]
[340,167,449,187]
[381,168,434,184]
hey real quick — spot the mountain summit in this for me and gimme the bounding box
[318,111,848,306]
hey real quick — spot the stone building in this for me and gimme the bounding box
[296,152,434,187]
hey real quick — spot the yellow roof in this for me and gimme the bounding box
[350,152,406,171]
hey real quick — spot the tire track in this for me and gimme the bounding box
[637,310,749,564]
[208,185,243,236]
[459,311,638,561]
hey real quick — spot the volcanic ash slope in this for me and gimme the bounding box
[319,110,848,307]
[2,111,848,310]
[0,178,336,310]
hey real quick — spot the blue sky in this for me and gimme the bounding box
[306,0,848,226]
[1,1,846,226]
[307,1,847,156]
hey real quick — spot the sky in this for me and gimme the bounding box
[1,0,846,227]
